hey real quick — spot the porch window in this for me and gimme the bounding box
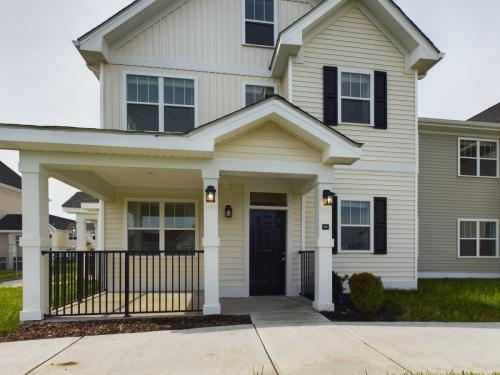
[164,202,196,251]
[459,219,498,257]
[339,70,373,125]
[244,0,275,46]
[459,138,498,177]
[126,74,196,132]
[127,201,160,251]
[340,200,371,251]
[245,85,274,106]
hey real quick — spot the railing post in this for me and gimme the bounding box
[124,252,130,317]
[77,252,83,302]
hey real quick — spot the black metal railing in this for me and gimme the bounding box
[43,250,204,317]
[299,250,314,300]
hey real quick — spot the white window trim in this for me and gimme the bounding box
[338,67,375,127]
[241,80,277,107]
[457,218,499,258]
[241,0,278,48]
[337,195,374,253]
[457,137,499,178]
[122,71,199,132]
[123,198,199,252]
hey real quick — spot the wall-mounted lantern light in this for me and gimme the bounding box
[322,190,335,206]
[224,204,233,218]
[205,185,216,203]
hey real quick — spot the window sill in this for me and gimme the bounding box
[242,43,275,49]
[339,250,373,254]
[458,256,499,259]
[457,174,499,179]
[338,122,374,127]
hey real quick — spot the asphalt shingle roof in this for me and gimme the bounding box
[0,162,22,189]
[0,214,76,231]
[63,192,99,208]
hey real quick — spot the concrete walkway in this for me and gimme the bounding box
[2,297,500,374]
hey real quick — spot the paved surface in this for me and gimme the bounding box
[0,279,22,287]
[2,297,500,374]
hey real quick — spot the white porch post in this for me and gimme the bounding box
[19,163,50,321]
[202,173,221,315]
[7,233,17,270]
[76,214,87,251]
[313,181,335,312]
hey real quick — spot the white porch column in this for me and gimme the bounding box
[7,233,17,270]
[19,163,50,321]
[76,214,87,251]
[202,173,221,315]
[313,181,335,312]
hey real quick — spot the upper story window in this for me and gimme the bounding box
[245,84,274,106]
[459,219,498,258]
[459,138,498,177]
[244,0,275,46]
[126,74,196,133]
[340,70,373,125]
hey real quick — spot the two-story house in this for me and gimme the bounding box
[2,0,491,321]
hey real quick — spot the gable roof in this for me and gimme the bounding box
[468,102,500,123]
[271,0,443,78]
[0,161,22,190]
[63,192,99,208]
[0,214,75,231]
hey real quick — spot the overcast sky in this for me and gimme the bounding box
[0,0,499,219]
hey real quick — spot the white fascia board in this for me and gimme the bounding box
[0,183,21,194]
[419,118,500,132]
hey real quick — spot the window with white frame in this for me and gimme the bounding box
[164,202,196,251]
[459,219,498,257]
[459,138,498,177]
[340,71,372,125]
[244,0,275,46]
[245,84,274,106]
[126,74,195,132]
[340,200,371,251]
[127,201,160,251]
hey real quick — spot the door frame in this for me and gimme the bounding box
[249,208,287,296]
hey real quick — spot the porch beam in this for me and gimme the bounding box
[49,170,114,201]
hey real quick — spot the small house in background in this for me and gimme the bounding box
[62,192,99,251]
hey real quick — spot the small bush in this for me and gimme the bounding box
[349,273,384,314]
[332,271,349,303]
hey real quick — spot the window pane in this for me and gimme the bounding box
[164,78,174,104]
[174,203,186,228]
[460,239,477,256]
[128,230,159,251]
[341,227,370,250]
[460,221,476,238]
[185,80,194,106]
[480,141,497,158]
[165,203,175,228]
[360,74,370,98]
[460,158,477,176]
[341,201,350,224]
[480,222,496,239]
[480,240,496,256]
[350,201,361,225]
[127,75,138,102]
[164,106,195,132]
[140,202,159,228]
[342,99,370,124]
[341,73,350,96]
[148,77,158,103]
[264,0,274,22]
[255,0,264,20]
[460,140,477,157]
[128,202,140,228]
[127,104,159,131]
[174,79,185,105]
[246,21,274,46]
[165,230,195,251]
[138,75,149,102]
[351,73,361,97]
[360,201,370,225]
[245,0,255,20]
[250,192,287,206]
[245,85,274,106]
[480,159,497,177]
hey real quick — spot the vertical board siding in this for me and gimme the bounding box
[419,130,500,273]
[291,192,302,288]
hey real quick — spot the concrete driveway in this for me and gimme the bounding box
[1,298,500,374]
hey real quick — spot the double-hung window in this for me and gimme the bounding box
[126,74,196,132]
[339,70,373,125]
[459,219,498,257]
[164,202,196,251]
[340,199,372,251]
[244,0,275,46]
[459,138,498,177]
[127,201,160,251]
[245,84,274,106]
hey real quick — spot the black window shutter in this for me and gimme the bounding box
[323,66,338,125]
[374,197,387,254]
[374,71,387,129]
[332,195,338,254]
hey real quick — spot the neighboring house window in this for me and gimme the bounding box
[69,231,77,240]
[245,85,274,106]
[126,74,195,132]
[164,202,196,251]
[340,200,372,251]
[459,219,498,257]
[244,0,275,46]
[127,201,160,251]
[339,70,373,125]
[459,138,498,177]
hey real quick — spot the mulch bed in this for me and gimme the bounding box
[321,295,400,322]
[0,315,252,342]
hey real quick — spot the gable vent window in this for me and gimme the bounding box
[245,0,275,47]
[245,84,274,106]
[126,74,196,133]
[340,71,372,125]
[459,138,498,177]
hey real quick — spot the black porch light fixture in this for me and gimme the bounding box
[224,204,233,218]
[322,190,335,206]
[205,185,216,203]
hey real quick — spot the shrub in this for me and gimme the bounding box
[332,271,349,303]
[348,272,384,314]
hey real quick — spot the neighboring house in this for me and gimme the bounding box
[62,192,99,251]
[468,102,500,123]
[1,0,493,322]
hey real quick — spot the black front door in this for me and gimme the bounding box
[250,210,286,295]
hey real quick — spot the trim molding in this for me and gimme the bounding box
[419,272,500,279]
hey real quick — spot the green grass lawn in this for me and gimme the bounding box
[0,269,22,283]
[386,279,500,322]
[0,287,22,335]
